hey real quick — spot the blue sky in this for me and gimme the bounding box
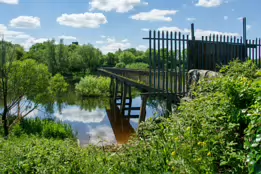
[0,0,260,53]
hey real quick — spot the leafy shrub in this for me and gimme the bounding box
[115,62,126,68]
[11,118,75,140]
[118,51,135,64]
[48,73,69,97]
[126,62,149,70]
[0,136,108,173]
[75,75,111,97]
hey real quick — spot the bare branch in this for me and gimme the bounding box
[8,104,38,131]
[7,95,23,111]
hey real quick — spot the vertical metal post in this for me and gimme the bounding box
[162,31,165,93]
[190,23,195,70]
[166,31,169,95]
[157,31,161,94]
[153,31,156,92]
[243,17,247,60]
[170,32,173,93]
[178,32,182,94]
[149,31,152,88]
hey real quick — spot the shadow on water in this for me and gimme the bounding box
[1,84,172,146]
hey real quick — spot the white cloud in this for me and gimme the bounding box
[130,9,178,22]
[89,0,147,13]
[15,34,31,39]
[141,28,149,31]
[58,35,77,40]
[9,16,40,29]
[57,12,107,28]
[0,24,48,50]
[246,25,251,30]
[195,0,223,7]
[158,26,183,33]
[121,39,128,42]
[96,36,131,53]
[237,17,243,21]
[0,0,18,4]
[22,37,49,50]
[136,45,147,51]
[55,107,106,123]
[96,40,104,44]
[0,24,29,40]
[158,26,240,39]
[106,37,116,43]
[224,16,228,20]
[102,42,131,53]
[187,17,196,21]
[86,124,116,146]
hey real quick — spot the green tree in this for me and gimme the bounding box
[0,41,68,137]
[103,52,117,67]
[119,51,135,65]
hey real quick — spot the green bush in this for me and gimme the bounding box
[12,118,75,140]
[0,136,108,173]
[126,62,149,70]
[115,62,126,68]
[75,75,111,97]
[134,60,261,173]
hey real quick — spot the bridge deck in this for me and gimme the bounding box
[98,68,183,101]
[98,68,161,92]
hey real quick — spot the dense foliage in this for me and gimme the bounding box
[126,62,149,70]
[1,60,260,173]
[75,75,111,97]
[0,58,68,136]
[1,40,190,77]
[11,118,75,140]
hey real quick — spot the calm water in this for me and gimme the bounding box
[2,86,167,146]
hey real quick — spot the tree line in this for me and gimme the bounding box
[1,39,188,76]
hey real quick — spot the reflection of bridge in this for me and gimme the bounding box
[106,99,139,144]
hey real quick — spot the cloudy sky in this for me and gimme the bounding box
[0,0,259,52]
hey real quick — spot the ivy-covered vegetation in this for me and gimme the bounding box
[1,60,260,173]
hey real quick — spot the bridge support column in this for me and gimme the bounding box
[139,94,148,123]
[114,80,121,101]
[120,82,127,115]
[127,86,132,117]
[109,78,115,97]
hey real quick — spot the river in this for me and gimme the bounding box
[2,84,167,147]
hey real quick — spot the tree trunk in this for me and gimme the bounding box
[2,73,9,137]
[2,107,8,137]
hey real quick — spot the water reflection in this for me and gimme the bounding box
[1,86,167,146]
